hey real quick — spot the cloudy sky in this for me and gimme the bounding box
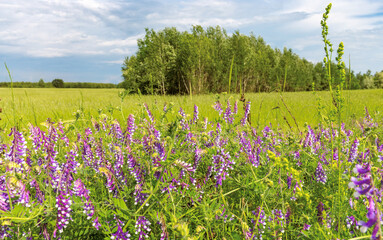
[1,0,383,84]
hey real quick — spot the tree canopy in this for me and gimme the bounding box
[121,25,380,94]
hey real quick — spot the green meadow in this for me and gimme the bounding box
[1,88,382,132]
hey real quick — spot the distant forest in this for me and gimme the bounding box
[0,79,117,89]
[121,25,383,95]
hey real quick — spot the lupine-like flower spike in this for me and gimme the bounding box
[348,138,359,163]
[315,162,327,184]
[193,104,199,124]
[144,103,154,123]
[111,217,131,240]
[214,101,223,116]
[55,191,73,234]
[135,216,151,239]
[358,196,379,239]
[241,101,251,126]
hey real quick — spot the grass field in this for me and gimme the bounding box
[1,87,383,239]
[1,88,382,132]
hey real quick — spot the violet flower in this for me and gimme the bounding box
[241,101,251,126]
[111,217,131,240]
[193,104,199,124]
[315,162,327,184]
[135,216,151,240]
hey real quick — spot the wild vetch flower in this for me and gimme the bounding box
[346,215,358,230]
[270,209,286,234]
[0,176,9,211]
[193,148,203,172]
[349,164,373,198]
[233,100,238,114]
[193,104,199,124]
[223,101,234,124]
[358,196,379,239]
[55,191,73,234]
[93,217,101,230]
[73,179,94,219]
[144,103,154,123]
[241,101,251,126]
[302,223,311,231]
[203,117,208,130]
[212,149,235,187]
[109,121,124,141]
[179,107,189,130]
[29,124,44,151]
[134,184,148,206]
[135,216,151,240]
[0,226,11,239]
[111,217,131,240]
[348,138,359,163]
[126,114,136,142]
[287,174,293,189]
[247,207,267,239]
[214,101,223,116]
[6,128,27,171]
[315,162,327,184]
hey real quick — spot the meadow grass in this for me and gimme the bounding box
[0,88,382,133]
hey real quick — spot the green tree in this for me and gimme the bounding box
[52,79,64,88]
[374,71,383,88]
[38,79,45,88]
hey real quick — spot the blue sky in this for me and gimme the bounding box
[1,0,383,84]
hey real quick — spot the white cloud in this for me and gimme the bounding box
[0,0,383,73]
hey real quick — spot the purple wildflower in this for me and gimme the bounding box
[223,101,234,124]
[55,191,73,234]
[135,216,151,240]
[144,103,154,123]
[112,217,131,240]
[93,217,101,230]
[315,162,327,184]
[212,149,235,187]
[348,138,359,163]
[358,197,379,239]
[241,101,251,126]
[214,101,223,116]
[233,100,238,114]
[193,104,199,124]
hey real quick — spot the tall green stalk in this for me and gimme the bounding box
[4,63,16,128]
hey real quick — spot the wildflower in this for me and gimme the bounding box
[212,149,235,187]
[179,108,189,130]
[193,104,199,123]
[144,103,154,123]
[349,164,373,198]
[348,139,359,163]
[241,101,251,126]
[55,191,73,234]
[303,223,311,231]
[233,100,238,114]
[135,216,151,240]
[125,114,136,143]
[315,162,327,184]
[223,100,234,124]
[247,207,267,239]
[112,217,131,240]
[358,196,379,239]
[214,101,223,116]
[93,217,101,230]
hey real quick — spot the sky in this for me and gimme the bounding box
[1,0,383,84]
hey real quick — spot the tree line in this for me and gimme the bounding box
[120,25,383,94]
[0,79,117,89]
